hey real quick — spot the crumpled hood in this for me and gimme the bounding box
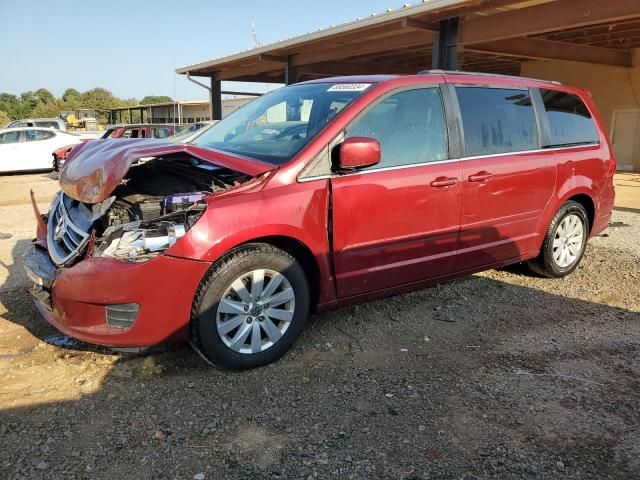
[59,138,276,203]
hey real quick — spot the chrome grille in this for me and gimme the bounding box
[47,192,93,266]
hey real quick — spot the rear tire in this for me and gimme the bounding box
[191,243,310,369]
[528,200,589,278]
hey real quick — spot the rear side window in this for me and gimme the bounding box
[455,87,538,156]
[540,89,599,147]
[345,88,448,169]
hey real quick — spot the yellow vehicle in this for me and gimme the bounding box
[60,109,102,131]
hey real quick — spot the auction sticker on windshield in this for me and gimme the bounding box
[327,83,371,92]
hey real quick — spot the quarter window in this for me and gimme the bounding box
[540,89,599,147]
[345,88,448,169]
[456,87,538,157]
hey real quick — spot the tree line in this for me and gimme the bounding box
[0,88,173,126]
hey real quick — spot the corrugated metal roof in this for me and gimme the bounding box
[175,0,467,74]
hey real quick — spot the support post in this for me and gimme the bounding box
[210,78,222,120]
[432,18,459,70]
[285,55,298,85]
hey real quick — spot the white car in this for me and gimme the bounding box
[0,127,83,173]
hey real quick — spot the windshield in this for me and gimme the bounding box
[192,83,371,165]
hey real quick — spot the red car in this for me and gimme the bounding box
[26,72,615,369]
[52,124,176,171]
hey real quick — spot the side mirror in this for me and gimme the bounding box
[337,137,381,170]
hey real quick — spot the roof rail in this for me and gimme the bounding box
[418,70,562,86]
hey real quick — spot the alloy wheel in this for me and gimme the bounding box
[552,213,584,268]
[216,269,295,354]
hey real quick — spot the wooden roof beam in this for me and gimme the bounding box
[214,62,283,80]
[401,18,438,31]
[292,30,433,66]
[466,37,633,67]
[257,54,288,64]
[460,0,640,45]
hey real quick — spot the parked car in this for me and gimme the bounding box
[7,118,66,131]
[0,127,82,173]
[25,72,615,369]
[103,124,176,139]
[52,124,177,171]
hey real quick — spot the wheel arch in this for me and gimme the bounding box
[566,193,595,234]
[537,185,597,243]
[240,235,322,311]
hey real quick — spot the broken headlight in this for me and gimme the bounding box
[96,207,205,262]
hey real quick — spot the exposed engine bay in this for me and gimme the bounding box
[47,154,251,266]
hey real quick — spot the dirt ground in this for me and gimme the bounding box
[0,173,638,480]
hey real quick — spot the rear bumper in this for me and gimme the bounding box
[25,245,211,347]
[592,180,615,236]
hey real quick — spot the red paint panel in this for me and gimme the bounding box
[47,255,211,346]
[167,179,336,305]
[456,150,556,269]
[59,138,276,203]
[331,161,462,298]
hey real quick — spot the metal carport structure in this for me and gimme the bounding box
[176,0,640,170]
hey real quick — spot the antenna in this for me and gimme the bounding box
[172,57,176,127]
[251,19,263,47]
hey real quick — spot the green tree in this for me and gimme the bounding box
[32,101,63,119]
[0,93,20,120]
[18,91,38,117]
[34,88,55,105]
[140,95,172,105]
[0,110,10,127]
[62,88,81,103]
[81,87,117,110]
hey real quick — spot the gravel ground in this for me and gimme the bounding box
[0,173,638,480]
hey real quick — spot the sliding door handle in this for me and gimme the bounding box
[468,171,493,182]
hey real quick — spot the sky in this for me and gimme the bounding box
[0,0,406,101]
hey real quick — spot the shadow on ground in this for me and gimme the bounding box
[0,238,639,479]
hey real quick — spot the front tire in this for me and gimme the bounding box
[528,200,589,278]
[191,243,310,369]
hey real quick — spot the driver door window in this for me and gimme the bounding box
[345,88,448,169]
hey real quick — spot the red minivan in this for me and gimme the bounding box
[25,72,615,369]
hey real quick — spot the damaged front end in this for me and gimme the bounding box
[46,154,249,264]
[45,137,277,266]
[25,139,275,322]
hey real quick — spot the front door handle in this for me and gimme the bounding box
[468,171,493,182]
[430,176,458,188]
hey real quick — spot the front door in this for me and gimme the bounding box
[452,86,555,270]
[331,87,462,298]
